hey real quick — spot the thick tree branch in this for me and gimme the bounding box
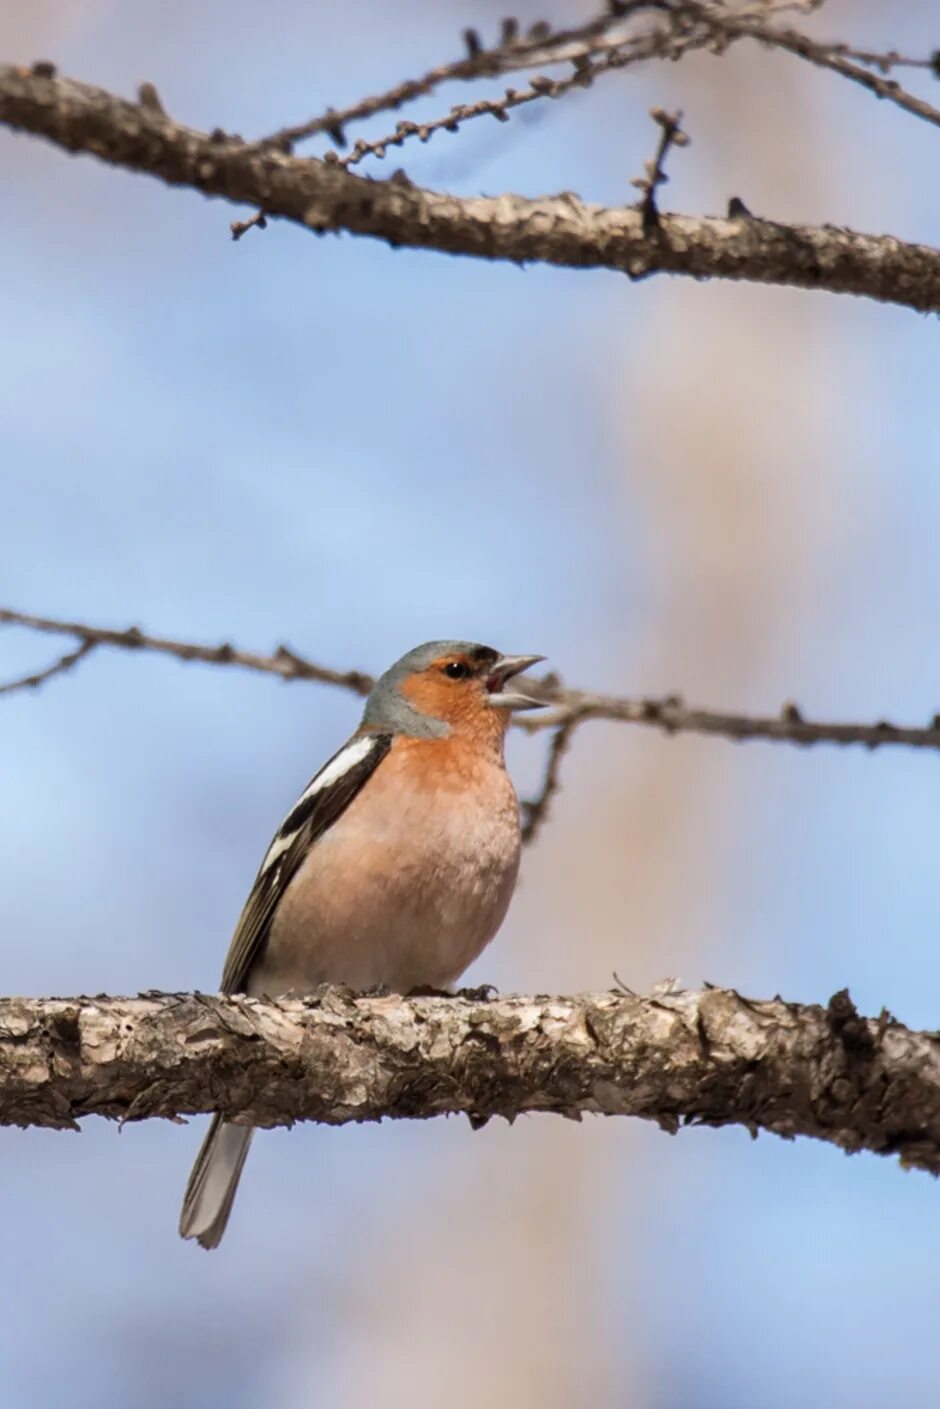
[3,986,939,1177]
[2,65,939,313]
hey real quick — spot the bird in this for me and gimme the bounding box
[179,639,545,1248]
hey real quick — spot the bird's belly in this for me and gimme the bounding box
[250,777,521,995]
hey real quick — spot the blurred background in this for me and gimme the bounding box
[2,1,939,1405]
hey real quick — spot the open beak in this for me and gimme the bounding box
[486,653,547,711]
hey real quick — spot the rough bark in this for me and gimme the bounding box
[2,986,939,1174]
[2,64,939,314]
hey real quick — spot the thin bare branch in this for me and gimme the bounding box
[3,986,940,1179]
[333,25,702,170]
[6,608,940,758]
[255,5,657,150]
[333,75,564,171]
[0,607,374,694]
[2,65,939,313]
[631,106,690,235]
[713,11,940,132]
[519,689,940,753]
[831,46,939,76]
[0,637,96,697]
[230,208,267,241]
[262,1,940,170]
[260,2,940,158]
[521,717,584,845]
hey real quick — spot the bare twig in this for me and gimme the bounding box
[2,66,939,313]
[825,45,940,76]
[518,688,940,753]
[259,1,940,167]
[0,637,96,697]
[258,47,504,150]
[333,26,702,170]
[332,79,553,171]
[6,608,940,758]
[0,608,374,694]
[230,209,267,240]
[631,106,690,235]
[255,6,658,150]
[521,717,583,845]
[4,986,940,1180]
[709,10,940,132]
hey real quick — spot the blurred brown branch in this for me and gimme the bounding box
[255,10,627,151]
[0,636,95,697]
[2,64,940,313]
[631,107,690,235]
[0,607,375,694]
[6,603,940,845]
[4,985,939,1177]
[6,606,940,756]
[707,7,940,132]
[257,3,702,151]
[520,715,582,845]
[326,20,704,169]
[261,2,940,165]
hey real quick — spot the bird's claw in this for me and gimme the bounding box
[455,983,499,1002]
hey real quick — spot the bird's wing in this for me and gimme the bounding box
[220,731,393,994]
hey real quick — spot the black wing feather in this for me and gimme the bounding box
[220,732,392,994]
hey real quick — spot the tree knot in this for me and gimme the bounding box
[827,988,875,1059]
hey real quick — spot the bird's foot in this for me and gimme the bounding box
[455,983,499,1002]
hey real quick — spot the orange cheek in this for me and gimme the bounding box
[400,673,507,744]
[400,672,458,721]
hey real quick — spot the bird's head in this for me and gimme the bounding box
[361,640,545,742]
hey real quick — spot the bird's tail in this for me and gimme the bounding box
[179,1114,254,1249]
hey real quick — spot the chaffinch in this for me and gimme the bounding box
[179,639,545,1248]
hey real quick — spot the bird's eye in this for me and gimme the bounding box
[443,661,470,680]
